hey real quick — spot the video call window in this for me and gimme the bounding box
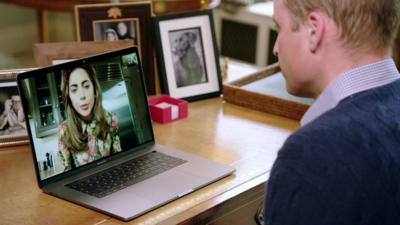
[20,53,153,180]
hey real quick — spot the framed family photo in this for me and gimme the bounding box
[75,1,156,94]
[154,10,222,101]
[0,69,31,147]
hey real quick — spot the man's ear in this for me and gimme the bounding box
[307,12,324,53]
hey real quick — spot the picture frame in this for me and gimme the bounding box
[0,69,32,147]
[153,9,222,101]
[75,1,156,94]
[223,63,313,120]
[34,40,134,66]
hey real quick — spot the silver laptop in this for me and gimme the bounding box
[17,46,235,221]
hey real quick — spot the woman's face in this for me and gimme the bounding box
[68,68,95,121]
[106,31,117,41]
[117,22,127,36]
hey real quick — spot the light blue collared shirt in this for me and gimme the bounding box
[300,58,400,126]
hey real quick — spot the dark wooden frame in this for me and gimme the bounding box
[223,63,311,121]
[0,68,33,147]
[153,9,222,101]
[75,1,156,94]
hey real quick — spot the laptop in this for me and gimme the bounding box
[17,46,235,221]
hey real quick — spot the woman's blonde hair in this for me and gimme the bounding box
[60,65,109,152]
[284,0,400,52]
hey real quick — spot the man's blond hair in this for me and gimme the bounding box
[284,0,400,52]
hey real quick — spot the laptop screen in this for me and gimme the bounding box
[18,47,154,182]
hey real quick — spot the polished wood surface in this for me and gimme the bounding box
[0,97,299,225]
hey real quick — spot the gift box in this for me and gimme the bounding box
[148,95,188,124]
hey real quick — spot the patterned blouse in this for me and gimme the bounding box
[58,112,122,171]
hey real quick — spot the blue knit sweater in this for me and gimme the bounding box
[264,79,400,225]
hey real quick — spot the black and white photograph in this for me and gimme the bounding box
[0,69,30,147]
[93,19,139,46]
[0,81,27,143]
[169,28,208,88]
[154,10,222,101]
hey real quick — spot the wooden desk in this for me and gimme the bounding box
[0,97,299,225]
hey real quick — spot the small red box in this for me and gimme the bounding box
[148,95,188,124]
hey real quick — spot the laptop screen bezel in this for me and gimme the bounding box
[17,46,156,188]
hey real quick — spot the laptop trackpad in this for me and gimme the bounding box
[131,169,204,202]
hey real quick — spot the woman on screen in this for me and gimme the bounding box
[58,65,122,171]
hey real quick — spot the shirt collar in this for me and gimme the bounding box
[300,58,399,126]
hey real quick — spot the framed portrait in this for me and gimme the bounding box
[34,40,134,67]
[0,69,32,147]
[75,1,156,94]
[153,10,222,101]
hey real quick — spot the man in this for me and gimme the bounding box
[264,0,400,224]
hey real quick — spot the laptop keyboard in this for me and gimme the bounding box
[66,151,187,198]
